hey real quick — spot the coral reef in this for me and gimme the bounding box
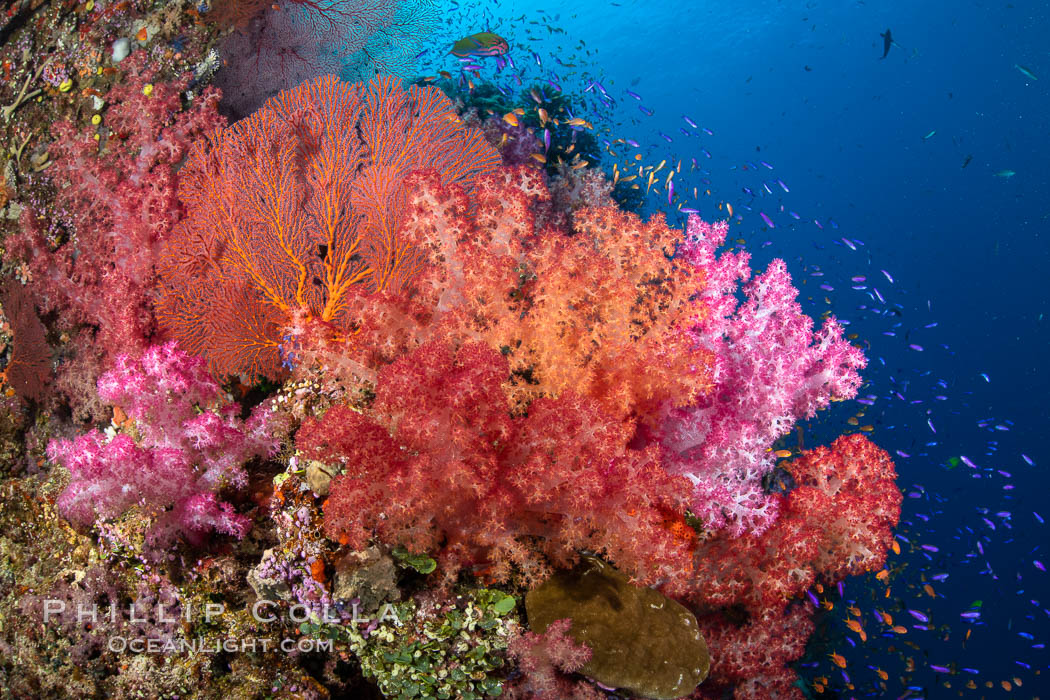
[0,1,900,697]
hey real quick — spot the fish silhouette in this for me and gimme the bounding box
[879,29,900,59]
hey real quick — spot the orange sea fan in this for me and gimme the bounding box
[156,74,500,381]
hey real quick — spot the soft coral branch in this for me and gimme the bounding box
[48,342,285,545]
[651,215,867,537]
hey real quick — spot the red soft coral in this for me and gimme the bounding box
[299,339,696,589]
[391,168,714,423]
[686,434,901,613]
[694,604,814,699]
[5,52,225,417]
[787,432,902,580]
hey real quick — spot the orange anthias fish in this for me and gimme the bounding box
[450,32,510,58]
[846,619,866,641]
[829,652,847,669]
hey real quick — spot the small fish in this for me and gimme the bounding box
[683,115,698,128]
[1014,63,1038,81]
[502,112,519,127]
[829,652,847,668]
[450,32,510,58]
[907,609,929,623]
[922,129,937,141]
[994,169,1016,178]
[962,154,973,168]
[760,212,774,228]
[639,105,654,116]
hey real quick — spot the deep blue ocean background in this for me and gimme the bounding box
[403,0,1050,695]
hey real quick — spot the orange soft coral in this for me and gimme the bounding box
[395,166,715,423]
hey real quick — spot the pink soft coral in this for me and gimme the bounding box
[48,342,282,545]
[653,215,866,537]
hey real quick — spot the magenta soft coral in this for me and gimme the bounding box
[47,342,282,545]
[298,339,696,589]
[652,214,867,537]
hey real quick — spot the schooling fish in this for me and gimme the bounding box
[450,32,509,58]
